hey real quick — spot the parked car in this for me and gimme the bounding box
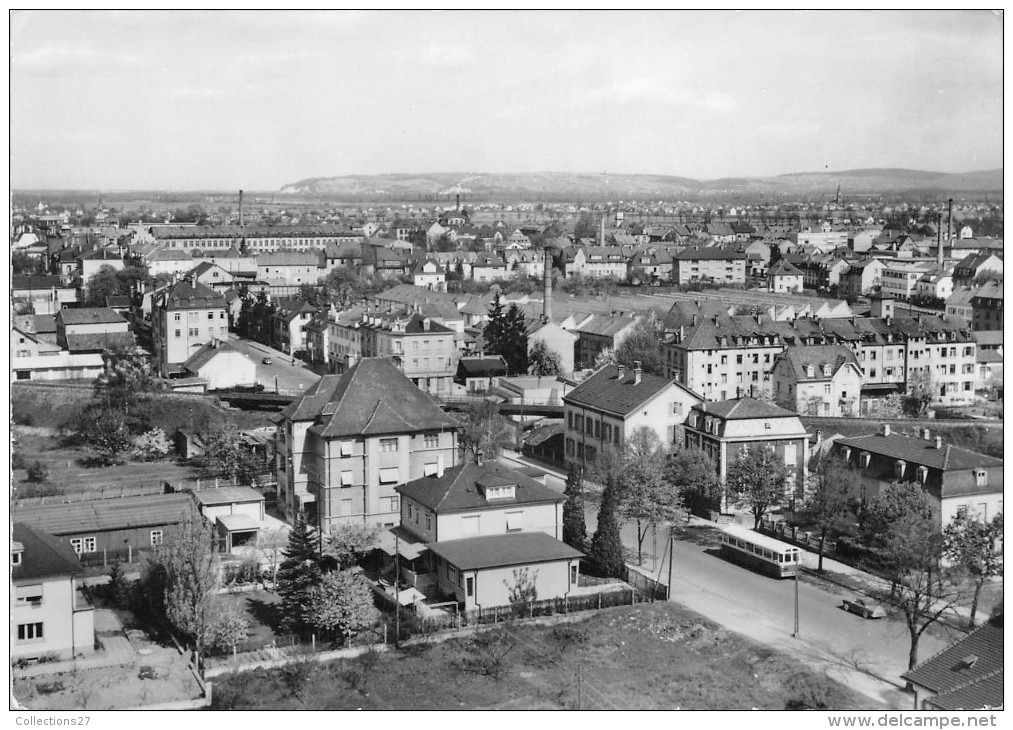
[262,357,273,365]
[841,597,886,619]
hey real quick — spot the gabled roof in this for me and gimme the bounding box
[425,531,583,571]
[13,493,194,536]
[396,462,563,513]
[835,432,1003,471]
[768,260,803,277]
[282,357,458,439]
[563,364,699,417]
[160,278,227,310]
[12,523,84,580]
[573,314,638,338]
[773,345,860,381]
[457,355,507,377]
[902,615,1003,710]
[56,307,127,326]
[675,246,746,261]
[183,340,248,372]
[694,397,798,420]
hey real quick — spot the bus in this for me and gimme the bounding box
[718,525,800,579]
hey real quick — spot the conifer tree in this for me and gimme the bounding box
[588,482,624,578]
[276,513,322,634]
[562,465,587,549]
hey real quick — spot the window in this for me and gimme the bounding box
[150,530,163,547]
[974,469,988,488]
[671,402,682,416]
[380,438,398,453]
[379,467,400,484]
[783,444,796,466]
[174,329,181,338]
[426,513,432,531]
[570,564,578,585]
[188,327,199,337]
[860,452,871,468]
[466,576,474,597]
[16,623,43,641]
[505,511,524,532]
[16,584,43,605]
[917,466,929,484]
[70,537,96,554]
[207,312,214,320]
[424,433,439,448]
[174,313,181,322]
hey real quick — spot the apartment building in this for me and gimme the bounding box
[274,357,460,531]
[562,362,702,470]
[880,261,936,300]
[671,247,747,285]
[151,276,229,377]
[572,314,639,371]
[770,345,863,417]
[149,224,362,254]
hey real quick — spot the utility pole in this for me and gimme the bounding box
[394,533,400,648]
[666,530,674,601]
[792,558,800,638]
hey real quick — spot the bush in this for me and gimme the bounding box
[131,428,172,461]
[784,671,836,710]
[26,460,49,483]
[37,652,61,664]
[36,681,65,695]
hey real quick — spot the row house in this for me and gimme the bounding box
[671,247,747,285]
[832,426,1003,527]
[663,309,977,407]
[770,345,862,417]
[683,398,809,513]
[562,363,703,470]
[274,357,460,531]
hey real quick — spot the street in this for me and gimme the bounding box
[496,448,960,710]
[226,334,321,394]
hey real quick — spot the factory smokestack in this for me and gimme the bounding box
[936,212,943,267]
[456,193,460,212]
[239,190,245,228]
[542,248,553,324]
[599,215,605,246]
[945,198,953,258]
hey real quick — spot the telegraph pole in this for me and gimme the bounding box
[792,558,800,638]
[394,533,400,648]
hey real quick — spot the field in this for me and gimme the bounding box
[210,602,873,711]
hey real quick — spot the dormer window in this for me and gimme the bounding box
[822,364,831,377]
[974,469,988,487]
[806,365,815,378]
[842,447,852,462]
[860,452,871,468]
[917,466,929,484]
[12,546,23,566]
[894,460,906,479]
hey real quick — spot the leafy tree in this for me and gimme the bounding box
[95,346,155,409]
[527,339,562,376]
[562,465,587,550]
[588,482,624,578]
[865,482,965,671]
[131,428,172,461]
[154,504,219,658]
[904,370,936,417]
[276,514,323,634]
[84,265,124,306]
[799,454,860,573]
[615,428,682,565]
[505,568,538,615]
[665,447,719,517]
[457,400,513,462]
[591,346,617,371]
[572,212,597,241]
[297,284,329,308]
[198,418,255,483]
[236,291,276,345]
[726,446,790,528]
[205,603,251,653]
[866,393,904,419]
[303,570,380,639]
[84,405,134,465]
[614,313,666,377]
[944,512,1003,627]
[324,524,379,570]
[256,527,289,588]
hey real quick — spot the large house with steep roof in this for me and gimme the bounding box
[771,345,863,417]
[12,523,95,661]
[832,426,1003,526]
[572,314,639,371]
[562,362,703,470]
[274,358,460,531]
[684,397,809,512]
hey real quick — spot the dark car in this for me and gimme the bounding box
[262,357,273,365]
[842,597,887,619]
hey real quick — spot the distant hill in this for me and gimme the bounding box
[279,168,1002,198]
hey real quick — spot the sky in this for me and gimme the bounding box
[9,10,1005,191]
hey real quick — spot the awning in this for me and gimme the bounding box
[375,528,427,561]
[217,514,261,532]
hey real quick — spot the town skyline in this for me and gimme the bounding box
[11,10,1003,191]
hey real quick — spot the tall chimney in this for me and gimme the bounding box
[945,198,953,250]
[542,248,552,323]
[936,211,943,267]
[599,215,606,246]
[456,194,461,212]
[239,189,244,227]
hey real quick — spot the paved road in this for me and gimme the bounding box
[496,448,959,710]
[226,334,321,393]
